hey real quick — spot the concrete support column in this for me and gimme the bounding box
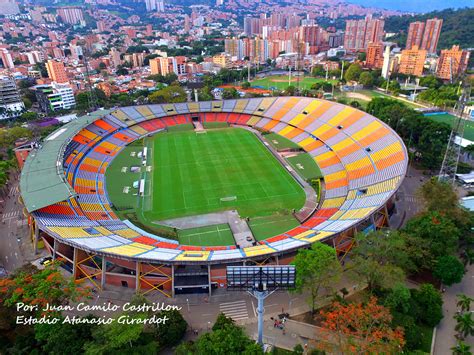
[52,239,57,260]
[72,248,78,280]
[207,264,212,298]
[101,256,106,290]
[135,262,140,292]
[34,225,39,254]
[171,264,175,298]
[384,205,391,228]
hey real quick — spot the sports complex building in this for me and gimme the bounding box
[19,97,408,297]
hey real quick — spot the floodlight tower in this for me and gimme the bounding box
[226,265,296,347]
[438,83,471,184]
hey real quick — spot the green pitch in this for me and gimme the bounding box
[251,75,338,91]
[178,224,235,246]
[141,127,305,221]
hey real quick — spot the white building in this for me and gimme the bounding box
[0,76,25,120]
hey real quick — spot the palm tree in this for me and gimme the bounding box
[451,341,472,355]
[457,294,473,312]
[454,313,474,339]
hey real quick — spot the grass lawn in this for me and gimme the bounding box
[249,214,300,241]
[427,113,474,141]
[251,75,338,91]
[167,123,195,132]
[141,127,305,221]
[418,325,434,353]
[286,153,323,180]
[203,122,229,129]
[105,143,144,212]
[265,133,301,150]
[178,224,235,246]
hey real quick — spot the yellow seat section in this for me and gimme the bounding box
[83,157,102,166]
[79,203,103,212]
[130,125,148,136]
[100,141,117,151]
[254,97,276,114]
[371,142,403,162]
[347,176,401,199]
[311,123,332,138]
[114,228,141,239]
[314,150,336,163]
[136,106,153,118]
[325,170,347,182]
[345,157,372,171]
[75,178,95,188]
[162,104,177,115]
[292,230,318,240]
[327,107,355,126]
[112,110,133,123]
[272,97,299,120]
[101,242,154,257]
[300,231,333,243]
[48,226,110,239]
[278,125,296,136]
[234,99,249,112]
[351,121,383,141]
[174,251,210,261]
[339,207,376,220]
[80,129,98,140]
[188,103,199,113]
[332,137,354,152]
[246,116,261,126]
[321,197,346,209]
[243,244,273,257]
[298,137,316,149]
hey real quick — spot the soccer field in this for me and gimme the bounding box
[142,127,305,221]
[251,75,338,91]
[178,224,235,246]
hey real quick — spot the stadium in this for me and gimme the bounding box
[19,97,408,297]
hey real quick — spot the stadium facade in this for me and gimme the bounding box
[20,97,408,297]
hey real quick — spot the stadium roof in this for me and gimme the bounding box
[20,109,112,213]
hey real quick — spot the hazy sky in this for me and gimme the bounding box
[345,0,473,13]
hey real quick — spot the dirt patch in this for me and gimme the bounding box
[345,92,371,101]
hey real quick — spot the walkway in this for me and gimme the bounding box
[433,264,474,354]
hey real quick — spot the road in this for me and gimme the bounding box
[0,175,34,272]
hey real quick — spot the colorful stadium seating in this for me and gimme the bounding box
[31,98,407,262]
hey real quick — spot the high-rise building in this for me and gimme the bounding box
[150,57,187,76]
[365,42,384,69]
[0,0,19,16]
[406,21,425,50]
[421,18,443,54]
[57,7,84,25]
[46,60,69,83]
[328,31,344,48]
[109,48,121,67]
[145,0,164,12]
[0,49,14,69]
[436,45,470,81]
[344,16,384,51]
[0,76,25,120]
[398,46,426,77]
[34,82,75,113]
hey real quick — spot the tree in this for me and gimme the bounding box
[241,81,250,89]
[384,283,412,314]
[0,263,89,313]
[312,65,325,77]
[19,111,38,122]
[349,231,408,292]
[212,313,235,331]
[359,71,374,87]
[411,284,443,327]
[222,87,239,99]
[344,63,362,82]
[292,242,342,313]
[403,211,460,268]
[451,341,472,355]
[433,255,465,286]
[454,313,474,339]
[285,85,296,96]
[154,309,187,347]
[34,315,98,354]
[319,297,405,354]
[148,85,187,104]
[456,294,473,313]
[192,323,263,354]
